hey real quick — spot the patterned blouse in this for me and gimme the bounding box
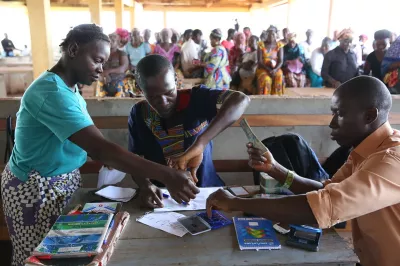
[204,45,232,89]
[128,86,234,187]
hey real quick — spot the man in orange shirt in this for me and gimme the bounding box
[207,76,400,266]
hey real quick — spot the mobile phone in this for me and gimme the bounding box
[178,215,211,235]
[227,186,250,197]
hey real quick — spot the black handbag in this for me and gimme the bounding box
[3,116,15,164]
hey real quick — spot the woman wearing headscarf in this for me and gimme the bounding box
[125,28,151,71]
[364,30,391,81]
[154,28,184,89]
[256,25,285,95]
[283,33,306,88]
[96,32,130,97]
[203,29,231,89]
[229,32,246,74]
[115,28,130,48]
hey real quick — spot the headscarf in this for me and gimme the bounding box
[266,25,278,33]
[233,32,246,49]
[116,28,130,44]
[210,28,222,40]
[160,28,173,40]
[381,36,400,75]
[287,32,297,42]
[374,29,391,41]
[336,28,354,41]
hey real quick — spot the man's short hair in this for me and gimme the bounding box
[135,55,173,90]
[193,29,202,37]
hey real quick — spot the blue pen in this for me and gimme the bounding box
[162,193,169,199]
[103,219,115,245]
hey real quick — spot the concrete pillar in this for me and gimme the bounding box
[89,0,102,25]
[26,0,53,79]
[130,6,135,30]
[286,0,294,29]
[115,0,123,29]
[163,9,167,28]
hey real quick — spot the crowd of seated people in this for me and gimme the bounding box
[87,24,399,97]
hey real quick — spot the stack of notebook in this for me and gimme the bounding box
[26,203,130,266]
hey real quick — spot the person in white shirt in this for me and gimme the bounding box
[299,29,315,61]
[308,37,333,87]
[181,29,203,78]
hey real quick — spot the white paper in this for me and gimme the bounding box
[154,187,221,212]
[136,212,188,237]
[95,186,137,202]
[97,166,126,188]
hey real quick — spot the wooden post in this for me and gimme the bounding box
[89,0,102,25]
[163,9,167,28]
[130,5,135,30]
[26,0,53,79]
[115,0,123,29]
[327,0,334,37]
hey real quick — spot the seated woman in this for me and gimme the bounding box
[307,37,333,88]
[96,33,130,97]
[382,34,400,94]
[229,32,246,74]
[256,25,284,95]
[154,28,184,89]
[364,30,391,82]
[283,33,306,88]
[203,29,232,89]
[125,28,151,96]
[231,35,259,94]
[128,54,249,187]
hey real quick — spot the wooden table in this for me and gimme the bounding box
[65,188,359,266]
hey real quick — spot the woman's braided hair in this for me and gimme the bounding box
[59,24,110,52]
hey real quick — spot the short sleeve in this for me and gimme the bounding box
[36,91,93,142]
[128,104,145,155]
[144,43,151,54]
[192,86,235,121]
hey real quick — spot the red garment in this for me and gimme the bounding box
[221,40,234,51]
[229,47,244,73]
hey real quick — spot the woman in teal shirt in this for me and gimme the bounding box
[1,24,199,266]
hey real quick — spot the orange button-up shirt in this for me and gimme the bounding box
[307,122,400,266]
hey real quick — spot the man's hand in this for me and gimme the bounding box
[168,142,205,183]
[164,169,200,204]
[139,183,164,208]
[206,189,236,218]
[247,143,276,173]
[332,80,341,88]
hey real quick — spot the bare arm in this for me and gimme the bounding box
[274,47,284,70]
[105,54,129,75]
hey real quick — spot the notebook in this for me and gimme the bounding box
[32,213,113,258]
[82,202,122,214]
[233,217,281,250]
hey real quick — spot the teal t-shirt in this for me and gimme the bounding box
[9,72,94,181]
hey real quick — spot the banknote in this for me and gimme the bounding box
[239,118,268,154]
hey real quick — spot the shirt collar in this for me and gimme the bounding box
[353,121,393,158]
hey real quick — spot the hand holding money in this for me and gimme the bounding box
[246,142,276,173]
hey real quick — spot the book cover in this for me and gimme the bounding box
[82,202,121,214]
[32,213,113,258]
[233,217,281,250]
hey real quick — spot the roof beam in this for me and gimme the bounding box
[143,4,250,12]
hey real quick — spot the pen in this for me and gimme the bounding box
[162,193,169,199]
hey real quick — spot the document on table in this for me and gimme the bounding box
[97,166,126,188]
[136,212,188,237]
[95,186,137,202]
[154,187,221,212]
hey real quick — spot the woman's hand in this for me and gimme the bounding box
[247,143,276,173]
[168,142,205,183]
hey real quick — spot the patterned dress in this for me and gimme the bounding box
[128,86,234,187]
[256,41,285,95]
[204,45,232,89]
[96,49,134,97]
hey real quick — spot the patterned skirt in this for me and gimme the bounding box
[1,166,81,266]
